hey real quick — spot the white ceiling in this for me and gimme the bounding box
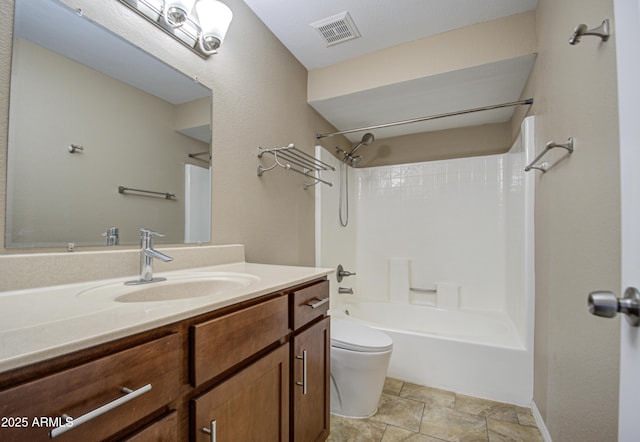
[242,0,539,141]
[241,0,538,70]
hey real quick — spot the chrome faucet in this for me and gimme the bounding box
[102,227,120,246]
[126,228,173,285]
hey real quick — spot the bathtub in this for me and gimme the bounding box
[331,301,533,406]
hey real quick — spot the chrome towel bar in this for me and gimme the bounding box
[257,143,335,189]
[118,186,176,199]
[410,287,437,293]
[569,19,610,45]
[524,137,574,173]
[188,151,211,163]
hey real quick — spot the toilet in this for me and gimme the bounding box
[330,317,393,418]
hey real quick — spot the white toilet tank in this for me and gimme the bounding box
[330,318,393,418]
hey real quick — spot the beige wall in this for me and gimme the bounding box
[356,122,512,168]
[0,0,343,265]
[515,0,621,440]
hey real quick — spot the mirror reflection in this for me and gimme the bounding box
[6,0,212,248]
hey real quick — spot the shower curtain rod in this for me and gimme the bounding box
[315,98,534,139]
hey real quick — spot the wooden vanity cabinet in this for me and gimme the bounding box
[290,280,331,442]
[190,294,291,441]
[190,295,289,387]
[0,333,180,442]
[0,277,330,442]
[122,411,179,441]
[192,344,290,441]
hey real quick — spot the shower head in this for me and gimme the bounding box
[350,156,362,167]
[348,132,375,156]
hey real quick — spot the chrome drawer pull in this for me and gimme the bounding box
[296,350,308,395]
[305,297,329,309]
[50,384,152,438]
[202,420,217,442]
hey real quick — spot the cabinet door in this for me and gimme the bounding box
[293,317,330,442]
[193,344,290,442]
[122,411,178,442]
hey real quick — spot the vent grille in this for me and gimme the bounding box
[310,11,361,47]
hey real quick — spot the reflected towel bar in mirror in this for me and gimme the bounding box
[410,287,437,293]
[118,186,177,199]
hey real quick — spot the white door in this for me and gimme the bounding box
[614,0,640,439]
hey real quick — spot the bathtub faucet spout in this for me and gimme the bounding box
[339,287,354,294]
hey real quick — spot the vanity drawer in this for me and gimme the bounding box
[291,280,330,331]
[0,333,180,442]
[123,410,178,442]
[191,295,289,386]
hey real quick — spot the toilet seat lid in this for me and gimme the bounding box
[331,317,393,352]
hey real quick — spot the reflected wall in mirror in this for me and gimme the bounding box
[6,0,213,248]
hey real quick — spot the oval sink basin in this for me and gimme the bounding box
[77,272,260,303]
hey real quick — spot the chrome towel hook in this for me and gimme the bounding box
[68,144,84,153]
[569,19,610,45]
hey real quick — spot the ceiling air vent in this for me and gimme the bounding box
[310,11,361,47]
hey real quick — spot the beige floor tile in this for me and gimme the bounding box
[487,418,543,442]
[400,383,456,409]
[370,392,425,432]
[421,406,489,442]
[329,382,542,442]
[328,414,387,442]
[382,425,444,442]
[384,377,405,396]
[455,395,519,424]
[516,409,537,428]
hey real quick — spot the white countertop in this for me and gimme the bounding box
[0,262,332,372]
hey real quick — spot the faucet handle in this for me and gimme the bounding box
[336,264,356,282]
[140,228,165,238]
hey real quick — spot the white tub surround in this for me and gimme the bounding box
[388,257,410,303]
[0,246,332,372]
[318,117,536,406]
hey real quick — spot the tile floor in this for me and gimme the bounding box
[328,378,543,442]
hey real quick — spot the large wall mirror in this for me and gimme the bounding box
[6,0,212,248]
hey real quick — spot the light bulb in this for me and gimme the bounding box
[195,0,233,53]
[164,0,197,28]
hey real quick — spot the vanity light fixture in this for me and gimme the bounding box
[195,0,233,53]
[163,0,197,28]
[116,0,233,58]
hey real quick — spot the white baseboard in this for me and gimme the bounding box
[531,400,552,442]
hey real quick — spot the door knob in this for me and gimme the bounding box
[588,287,640,326]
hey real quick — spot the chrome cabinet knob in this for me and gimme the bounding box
[588,287,640,326]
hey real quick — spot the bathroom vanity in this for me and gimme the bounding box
[0,262,331,441]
